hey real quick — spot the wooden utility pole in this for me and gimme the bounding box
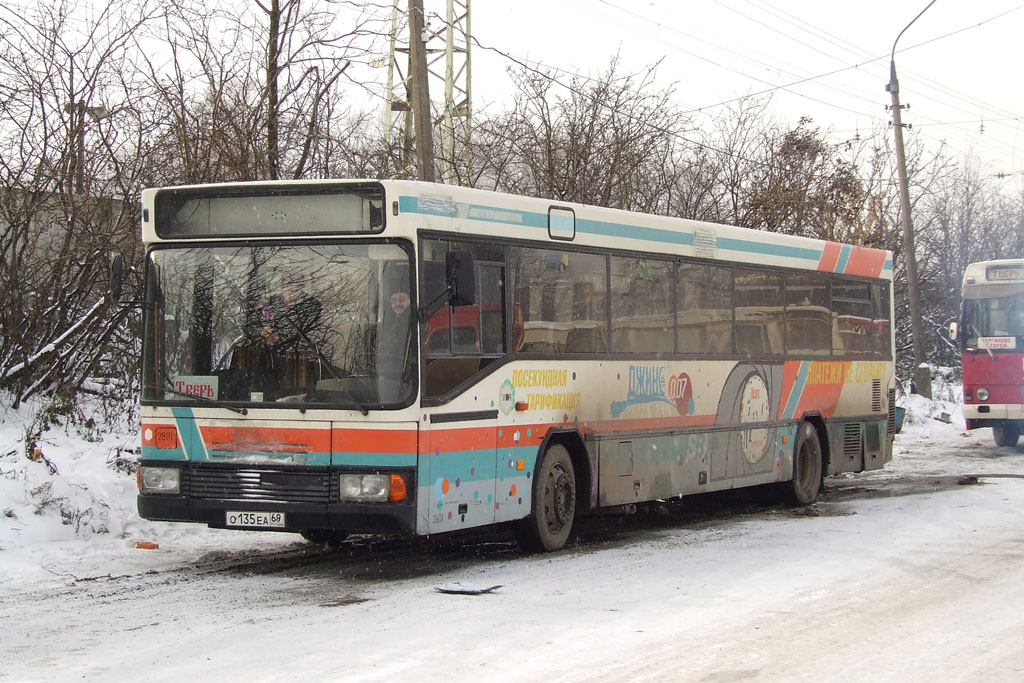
[409,0,435,182]
[266,0,281,180]
[887,0,936,399]
[887,62,930,398]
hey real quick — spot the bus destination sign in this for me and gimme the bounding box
[988,266,1024,281]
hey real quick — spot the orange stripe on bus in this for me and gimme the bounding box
[333,428,418,453]
[141,423,176,447]
[842,246,888,278]
[425,426,497,453]
[817,242,842,272]
[199,425,332,452]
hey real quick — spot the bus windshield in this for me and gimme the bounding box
[964,293,1024,346]
[142,242,415,408]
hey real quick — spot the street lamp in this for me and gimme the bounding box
[886,0,936,399]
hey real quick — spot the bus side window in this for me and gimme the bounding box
[481,310,504,354]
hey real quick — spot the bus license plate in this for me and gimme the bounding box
[226,510,286,528]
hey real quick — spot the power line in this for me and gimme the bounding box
[469,34,884,186]
[568,0,1024,172]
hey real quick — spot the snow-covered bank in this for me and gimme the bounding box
[0,398,294,590]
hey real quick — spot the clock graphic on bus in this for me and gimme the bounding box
[713,363,783,479]
[737,372,772,464]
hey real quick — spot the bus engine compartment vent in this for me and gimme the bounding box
[843,423,862,461]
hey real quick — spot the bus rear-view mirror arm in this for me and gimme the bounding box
[417,250,475,323]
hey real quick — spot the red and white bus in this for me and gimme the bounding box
[131,179,896,551]
[953,259,1024,447]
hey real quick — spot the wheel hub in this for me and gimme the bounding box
[552,472,574,526]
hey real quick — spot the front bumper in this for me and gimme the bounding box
[963,403,1024,430]
[137,462,417,533]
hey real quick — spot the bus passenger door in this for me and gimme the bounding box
[424,414,497,533]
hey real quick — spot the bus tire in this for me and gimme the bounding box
[514,444,576,552]
[299,529,348,547]
[787,421,823,506]
[993,423,1021,448]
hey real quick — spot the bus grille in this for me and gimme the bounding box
[872,380,882,412]
[186,466,333,504]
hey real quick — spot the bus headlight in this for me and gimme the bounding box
[339,474,408,502]
[976,387,990,401]
[340,474,389,502]
[139,466,181,494]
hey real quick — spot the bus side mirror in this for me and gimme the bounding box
[948,321,959,342]
[446,250,475,306]
[109,253,124,302]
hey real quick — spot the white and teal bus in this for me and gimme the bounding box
[133,179,896,551]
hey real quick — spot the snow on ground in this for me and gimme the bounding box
[3,377,1024,682]
[0,375,1010,591]
[0,398,294,590]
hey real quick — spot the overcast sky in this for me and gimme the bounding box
[463,0,1024,185]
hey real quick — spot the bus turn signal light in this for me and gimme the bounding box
[389,474,407,502]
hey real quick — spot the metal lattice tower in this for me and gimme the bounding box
[384,0,471,184]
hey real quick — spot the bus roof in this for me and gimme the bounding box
[961,259,1024,298]
[141,179,894,280]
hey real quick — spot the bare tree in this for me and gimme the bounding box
[141,0,386,184]
[0,0,155,412]
[475,58,691,211]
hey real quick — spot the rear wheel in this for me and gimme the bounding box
[299,529,348,547]
[514,444,576,552]
[787,421,823,506]
[993,423,1021,448]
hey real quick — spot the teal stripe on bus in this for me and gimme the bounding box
[332,451,418,467]
[835,244,853,274]
[399,195,841,264]
[172,407,208,461]
[716,236,822,263]
[576,218,694,245]
[141,444,186,461]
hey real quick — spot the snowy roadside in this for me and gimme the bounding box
[1,379,1018,595]
[0,399,298,591]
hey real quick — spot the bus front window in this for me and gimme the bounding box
[965,294,1024,347]
[142,243,415,408]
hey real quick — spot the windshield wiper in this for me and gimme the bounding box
[971,325,995,360]
[148,382,248,415]
[278,311,369,415]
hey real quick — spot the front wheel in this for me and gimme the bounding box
[993,423,1021,448]
[514,444,576,552]
[787,421,823,506]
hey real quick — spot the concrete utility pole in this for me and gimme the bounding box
[887,1,935,399]
[409,0,436,182]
